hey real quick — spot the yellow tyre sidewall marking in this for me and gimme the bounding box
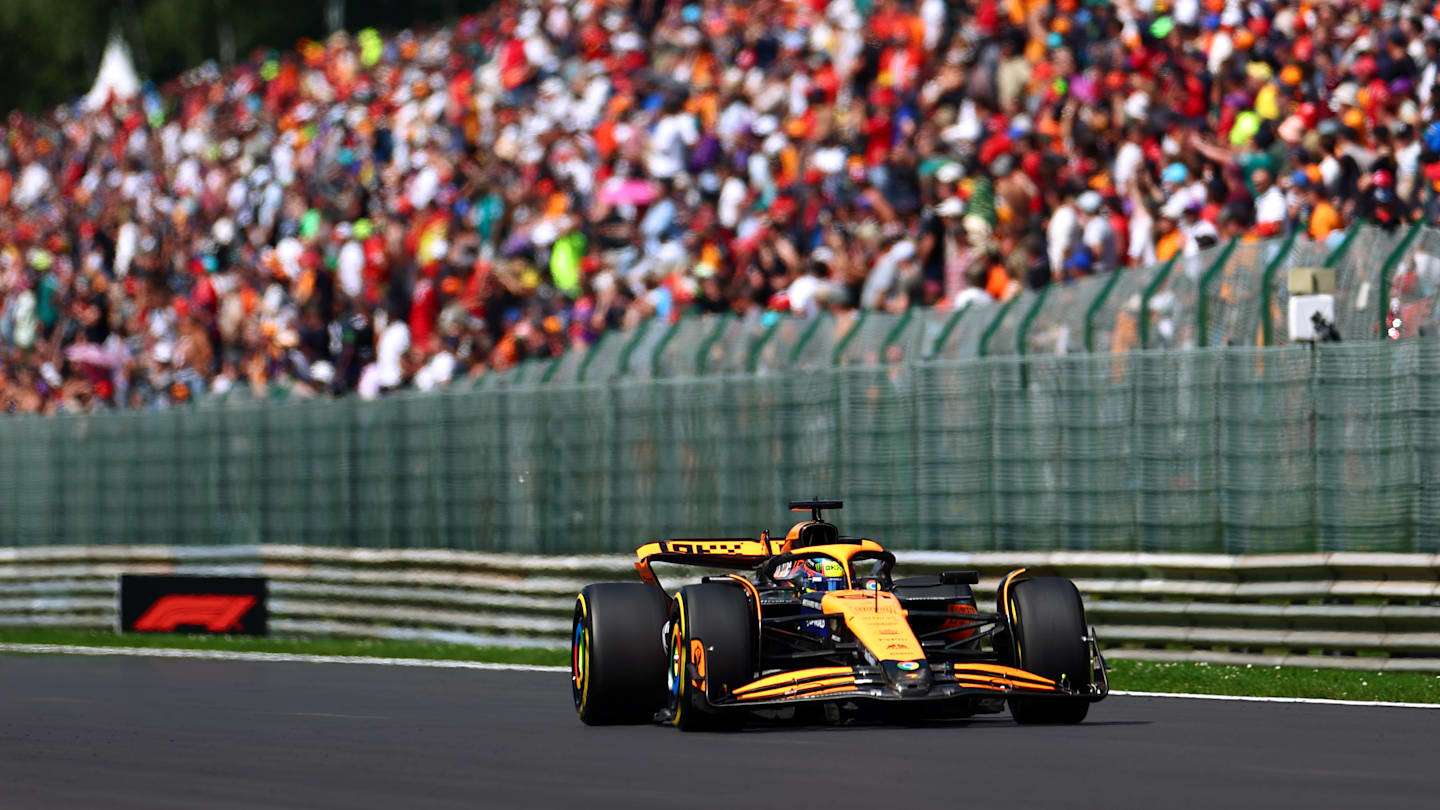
[573,593,590,716]
[670,594,688,727]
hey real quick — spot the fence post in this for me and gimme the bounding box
[879,307,916,362]
[694,314,732,375]
[1258,231,1301,345]
[788,312,831,367]
[1138,249,1182,348]
[1376,221,1425,339]
[616,317,654,378]
[1016,285,1052,356]
[831,310,869,365]
[1016,285,1052,389]
[746,316,784,372]
[1085,259,1154,353]
[649,314,687,378]
[927,302,972,358]
[576,332,608,383]
[540,347,567,383]
[1196,236,1241,348]
[1323,221,1364,268]
[978,295,1020,357]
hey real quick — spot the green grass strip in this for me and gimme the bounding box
[4,629,1438,704]
[0,628,567,667]
[1107,659,1440,704]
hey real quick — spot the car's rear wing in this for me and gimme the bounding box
[633,538,785,587]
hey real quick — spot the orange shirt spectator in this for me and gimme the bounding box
[1156,230,1185,263]
[984,263,1011,300]
[1308,200,1343,241]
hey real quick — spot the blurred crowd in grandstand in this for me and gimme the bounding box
[3,0,1440,413]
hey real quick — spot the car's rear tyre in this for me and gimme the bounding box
[572,583,670,725]
[667,582,755,732]
[1001,577,1092,725]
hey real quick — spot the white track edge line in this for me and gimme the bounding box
[4,644,1436,709]
[1109,689,1440,710]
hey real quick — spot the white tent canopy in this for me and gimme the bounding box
[84,35,141,110]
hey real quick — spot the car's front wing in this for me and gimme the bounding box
[707,638,1109,711]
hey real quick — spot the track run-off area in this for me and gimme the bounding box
[1,653,1435,809]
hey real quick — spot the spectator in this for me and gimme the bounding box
[1306,181,1344,242]
[1252,169,1287,236]
[1077,191,1117,275]
[1,0,1437,415]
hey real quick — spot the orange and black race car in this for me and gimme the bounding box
[571,500,1107,730]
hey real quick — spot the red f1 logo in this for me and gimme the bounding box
[133,595,257,632]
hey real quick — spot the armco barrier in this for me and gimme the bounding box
[2,546,1438,671]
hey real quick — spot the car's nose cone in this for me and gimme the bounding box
[882,660,932,695]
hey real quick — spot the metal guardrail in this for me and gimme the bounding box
[2,546,1437,670]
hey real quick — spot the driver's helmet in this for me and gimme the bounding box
[791,556,846,593]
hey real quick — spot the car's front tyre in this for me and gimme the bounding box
[1000,576,1093,725]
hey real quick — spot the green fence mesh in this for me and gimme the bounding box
[934,300,1001,358]
[835,311,903,365]
[1264,238,1331,345]
[795,313,845,370]
[979,289,1035,356]
[1089,260,1165,355]
[1022,271,1105,356]
[9,226,1440,553]
[648,314,710,377]
[1332,226,1408,342]
[543,343,588,384]
[1391,227,1440,339]
[5,339,1440,553]
[1205,238,1273,348]
[1146,239,1232,350]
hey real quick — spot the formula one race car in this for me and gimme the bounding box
[571,501,1107,730]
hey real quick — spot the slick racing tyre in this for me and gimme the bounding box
[1002,577,1092,725]
[572,583,670,725]
[666,582,755,732]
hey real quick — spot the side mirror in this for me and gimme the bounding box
[940,570,980,585]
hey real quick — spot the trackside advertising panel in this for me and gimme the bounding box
[118,575,268,636]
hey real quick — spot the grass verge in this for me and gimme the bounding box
[1106,659,1440,704]
[0,628,567,667]
[3,629,1438,704]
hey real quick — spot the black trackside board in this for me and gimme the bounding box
[118,575,268,635]
[0,655,1434,809]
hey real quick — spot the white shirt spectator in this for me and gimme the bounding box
[1083,215,1118,273]
[13,163,50,208]
[1182,218,1220,257]
[1128,206,1156,267]
[716,100,754,144]
[860,240,916,309]
[952,285,994,311]
[648,112,698,179]
[115,222,138,278]
[787,274,826,317]
[338,240,365,298]
[414,351,455,392]
[1113,141,1144,193]
[1161,181,1206,220]
[1047,203,1080,274]
[921,0,946,51]
[1255,185,1286,226]
[718,175,748,229]
[376,321,411,389]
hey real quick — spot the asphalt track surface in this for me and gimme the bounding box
[1,655,1435,810]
